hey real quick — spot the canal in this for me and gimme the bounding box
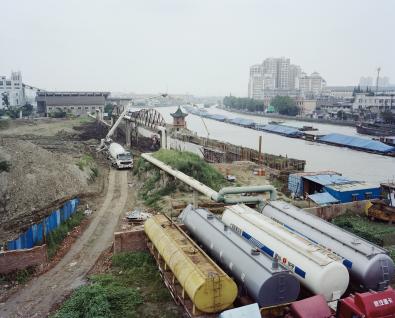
[151,106,395,185]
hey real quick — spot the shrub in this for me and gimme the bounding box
[47,211,85,259]
[0,161,11,172]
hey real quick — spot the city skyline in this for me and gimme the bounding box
[0,0,394,96]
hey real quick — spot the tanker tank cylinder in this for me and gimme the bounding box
[261,200,395,291]
[144,214,237,314]
[221,204,350,302]
[179,205,300,307]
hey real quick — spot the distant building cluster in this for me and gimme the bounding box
[0,71,25,108]
[248,57,326,101]
[359,76,391,88]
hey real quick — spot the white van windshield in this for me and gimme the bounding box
[118,153,131,161]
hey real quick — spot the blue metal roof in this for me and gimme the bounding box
[256,124,303,136]
[308,192,340,205]
[319,133,395,153]
[303,174,354,186]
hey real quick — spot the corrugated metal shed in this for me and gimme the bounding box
[288,171,342,197]
[303,174,354,186]
[307,192,340,205]
[325,182,381,202]
[319,133,395,153]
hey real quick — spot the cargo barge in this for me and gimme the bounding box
[356,122,395,136]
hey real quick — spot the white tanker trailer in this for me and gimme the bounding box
[260,200,395,291]
[108,142,133,169]
[221,204,350,301]
[179,205,300,307]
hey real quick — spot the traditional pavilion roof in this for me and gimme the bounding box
[171,106,188,118]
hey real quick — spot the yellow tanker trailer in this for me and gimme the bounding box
[144,214,237,314]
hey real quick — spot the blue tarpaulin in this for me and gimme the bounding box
[308,192,340,205]
[206,114,228,121]
[255,124,303,137]
[229,117,255,127]
[319,133,395,153]
[6,198,80,250]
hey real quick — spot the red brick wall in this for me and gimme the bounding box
[113,229,148,254]
[0,245,47,274]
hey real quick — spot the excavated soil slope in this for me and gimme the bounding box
[0,139,93,241]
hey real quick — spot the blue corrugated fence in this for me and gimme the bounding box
[6,198,80,251]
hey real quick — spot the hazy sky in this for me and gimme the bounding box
[1,0,394,96]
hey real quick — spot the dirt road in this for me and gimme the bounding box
[0,169,129,318]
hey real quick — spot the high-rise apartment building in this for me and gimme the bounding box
[276,57,290,89]
[298,72,326,95]
[289,64,301,90]
[248,58,325,100]
[248,64,264,100]
[0,71,25,108]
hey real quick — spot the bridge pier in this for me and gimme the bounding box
[125,121,132,148]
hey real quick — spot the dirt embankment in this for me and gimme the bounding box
[0,118,106,242]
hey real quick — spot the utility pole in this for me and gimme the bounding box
[376,67,381,93]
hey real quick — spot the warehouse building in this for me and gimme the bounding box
[36,91,110,116]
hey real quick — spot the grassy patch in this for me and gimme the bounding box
[0,119,10,130]
[47,211,85,260]
[77,154,94,170]
[332,213,395,247]
[76,154,99,182]
[78,116,94,124]
[0,267,35,286]
[52,252,180,318]
[153,149,226,191]
[134,150,227,208]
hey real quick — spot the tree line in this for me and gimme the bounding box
[223,96,264,112]
[223,95,301,116]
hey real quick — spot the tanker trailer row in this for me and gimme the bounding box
[221,204,350,301]
[144,214,237,314]
[260,200,395,291]
[179,205,300,307]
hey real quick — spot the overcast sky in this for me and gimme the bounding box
[1,0,394,96]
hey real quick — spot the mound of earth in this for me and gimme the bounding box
[0,139,95,241]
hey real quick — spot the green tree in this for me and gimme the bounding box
[50,108,67,118]
[271,96,300,116]
[104,103,114,116]
[1,92,9,108]
[21,103,33,117]
[381,111,395,124]
[223,96,263,112]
